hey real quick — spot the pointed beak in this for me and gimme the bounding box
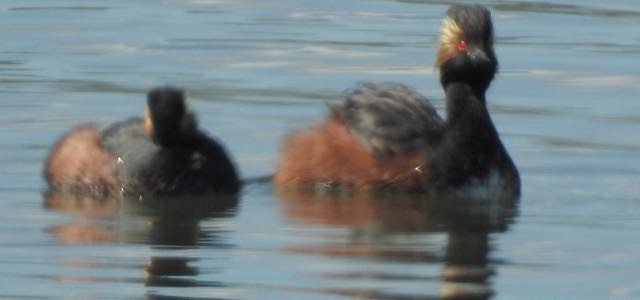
[466,47,490,65]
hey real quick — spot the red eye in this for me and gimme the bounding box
[457,40,467,52]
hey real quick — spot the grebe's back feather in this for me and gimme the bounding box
[340,82,445,156]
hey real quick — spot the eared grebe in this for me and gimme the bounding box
[45,87,240,197]
[274,5,520,198]
[102,87,239,196]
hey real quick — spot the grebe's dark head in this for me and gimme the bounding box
[436,5,497,95]
[144,87,198,146]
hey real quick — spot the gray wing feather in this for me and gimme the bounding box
[341,82,445,156]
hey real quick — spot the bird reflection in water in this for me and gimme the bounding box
[44,190,237,289]
[277,187,519,300]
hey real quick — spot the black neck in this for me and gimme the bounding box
[155,131,202,149]
[153,114,200,148]
[445,82,490,127]
[427,82,503,187]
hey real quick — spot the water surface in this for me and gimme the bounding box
[0,0,639,299]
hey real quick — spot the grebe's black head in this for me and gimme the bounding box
[144,87,198,146]
[436,5,497,96]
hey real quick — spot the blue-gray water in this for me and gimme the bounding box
[1,0,639,299]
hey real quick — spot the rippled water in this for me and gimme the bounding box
[1,0,639,299]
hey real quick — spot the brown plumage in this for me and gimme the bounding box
[44,125,120,195]
[274,112,430,190]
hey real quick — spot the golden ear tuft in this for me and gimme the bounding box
[440,17,463,47]
[143,107,154,135]
[436,17,463,67]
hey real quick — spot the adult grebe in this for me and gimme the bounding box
[274,5,519,198]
